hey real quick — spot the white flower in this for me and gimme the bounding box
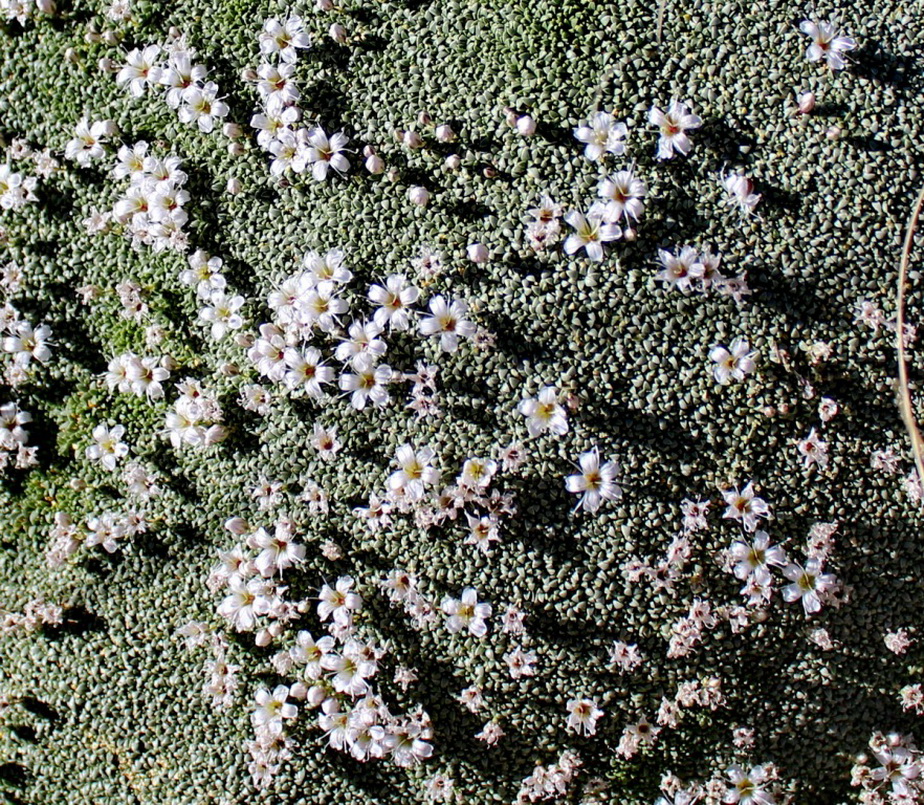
[125,355,170,400]
[334,320,387,367]
[781,559,838,615]
[198,291,245,340]
[259,16,311,63]
[563,202,621,262]
[796,428,829,470]
[799,19,856,71]
[317,576,362,626]
[598,167,647,223]
[710,337,757,384]
[115,45,161,97]
[649,100,702,160]
[655,246,699,293]
[252,685,298,731]
[311,423,341,460]
[565,447,622,513]
[256,62,299,113]
[721,482,771,532]
[158,51,208,109]
[283,347,334,398]
[723,764,776,804]
[303,248,352,285]
[565,697,603,736]
[418,296,476,353]
[338,354,392,410]
[2,321,52,365]
[729,531,787,584]
[441,588,491,637]
[65,118,116,167]
[573,112,627,161]
[305,127,349,181]
[86,423,129,471]
[178,82,229,133]
[518,386,568,438]
[368,274,419,331]
[722,173,761,216]
[388,444,439,501]
[252,524,305,577]
[503,646,537,679]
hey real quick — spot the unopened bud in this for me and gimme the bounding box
[365,153,384,174]
[434,123,455,143]
[408,186,430,206]
[467,242,489,263]
[444,153,461,170]
[515,114,536,136]
[329,23,347,43]
[797,91,816,115]
[402,130,423,149]
[222,122,243,139]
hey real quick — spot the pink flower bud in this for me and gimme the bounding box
[223,122,243,139]
[503,106,518,127]
[467,242,489,263]
[403,130,424,149]
[227,142,245,157]
[255,628,272,647]
[444,153,461,170]
[408,186,430,206]
[307,685,328,708]
[240,67,258,82]
[797,91,816,114]
[417,111,432,126]
[316,0,333,9]
[365,153,384,174]
[515,115,536,136]
[289,682,308,700]
[204,424,228,445]
[224,517,249,535]
[435,124,455,143]
[329,23,347,42]
[226,177,242,195]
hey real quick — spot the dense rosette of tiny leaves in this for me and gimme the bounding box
[1,1,924,804]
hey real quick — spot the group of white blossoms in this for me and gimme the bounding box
[0,1,886,802]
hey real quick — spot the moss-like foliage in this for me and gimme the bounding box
[1,0,924,803]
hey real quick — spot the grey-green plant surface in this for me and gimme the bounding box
[1,0,923,803]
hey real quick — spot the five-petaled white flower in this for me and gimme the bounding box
[306,126,350,181]
[649,100,702,160]
[116,45,162,97]
[441,587,491,637]
[721,482,771,532]
[259,16,312,63]
[781,559,837,615]
[729,531,788,584]
[179,82,229,133]
[573,111,628,161]
[710,337,757,384]
[518,386,568,438]
[565,447,622,513]
[368,274,419,332]
[564,202,621,262]
[418,296,476,353]
[318,575,362,626]
[797,428,829,470]
[86,423,129,471]
[388,444,440,501]
[799,19,856,71]
[598,166,647,223]
[723,764,777,804]
[565,697,603,736]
